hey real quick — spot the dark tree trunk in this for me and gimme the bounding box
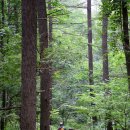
[20,1,37,130]
[1,91,6,130]
[87,0,93,85]
[102,2,113,129]
[107,121,113,130]
[87,0,97,125]
[122,0,130,91]
[102,16,109,82]
[0,0,6,130]
[37,0,51,130]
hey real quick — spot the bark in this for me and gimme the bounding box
[87,0,97,125]
[0,91,6,130]
[122,0,130,91]
[102,1,113,129]
[37,0,51,130]
[102,16,109,82]
[20,1,37,130]
[0,0,6,130]
[102,18,113,128]
[87,0,93,85]
[107,121,113,130]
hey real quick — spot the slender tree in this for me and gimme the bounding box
[0,0,6,129]
[87,0,93,85]
[102,1,113,129]
[37,0,51,129]
[102,8,113,130]
[20,1,37,130]
[87,0,97,126]
[121,0,130,91]
[102,16,109,83]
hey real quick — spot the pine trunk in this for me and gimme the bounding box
[20,1,37,130]
[87,0,97,125]
[102,16,109,82]
[0,0,5,129]
[122,0,130,91]
[37,0,51,130]
[87,0,93,85]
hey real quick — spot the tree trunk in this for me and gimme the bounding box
[0,0,6,130]
[102,16,109,83]
[122,0,130,91]
[37,0,51,130]
[87,0,93,85]
[102,2,113,129]
[87,0,97,125]
[20,1,37,130]
[0,91,6,130]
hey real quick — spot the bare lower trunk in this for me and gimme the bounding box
[87,0,97,125]
[102,16,109,82]
[20,1,37,130]
[0,0,5,129]
[122,0,130,91]
[1,91,6,130]
[37,0,51,130]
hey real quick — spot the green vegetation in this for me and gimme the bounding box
[0,0,130,130]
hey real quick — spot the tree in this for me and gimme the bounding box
[0,0,6,129]
[102,7,109,83]
[87,0,93,86]
[121,0,130,91]
[101,1,113,129]
[20,1,37,130]
[37,0,51,129]
[87,0,97,126]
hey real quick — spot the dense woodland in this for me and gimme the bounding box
[0,0,130,130]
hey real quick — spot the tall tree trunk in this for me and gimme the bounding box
[1,91,6,130]
[37,0,51,130]
[102,16,109,83]
[20,1,37,130]
[0,0,6,130]
[122,0,130,91]
[87,0,97,126]
[87,0,93,86]
[102,1,113,129]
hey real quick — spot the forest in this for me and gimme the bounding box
[0,0,130,130]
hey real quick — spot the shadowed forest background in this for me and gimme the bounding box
[0,0,130,130]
